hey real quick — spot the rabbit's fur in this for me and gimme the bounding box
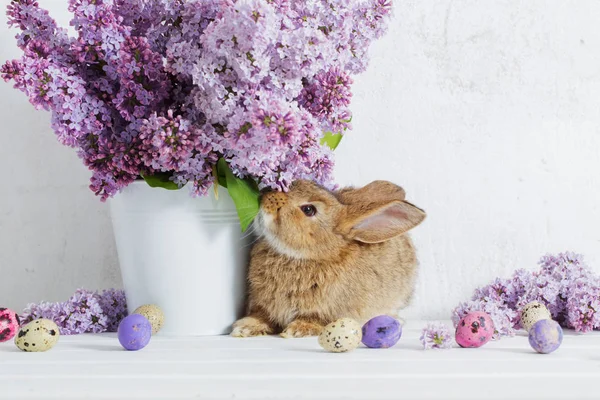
[231,180,425,338]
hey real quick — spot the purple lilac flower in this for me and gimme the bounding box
[77,132,142,200]
[7,0,72,53]
[113,36,170,122]
[21,301,69,331]
[62,289,108,334]
[420,322,453,350]
[299,68,353,133]
[564,277,600,333]
[252,104,300,146]
[346,0,393,73]
[3,0,393,199]
[97,288,128,332]
[471,277,512,305]
[452,252,600,338]
[140,111,202,173]
[20,288,127,335]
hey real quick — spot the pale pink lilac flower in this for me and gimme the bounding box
[420,322,453,350]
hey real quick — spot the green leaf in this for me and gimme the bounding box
[215,160,228,188]
[142,172,180,190]
[217,158,260,232]
[320,131,343,150]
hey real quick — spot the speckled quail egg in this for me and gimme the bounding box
[520,301,552,332]
[14,319,60,352]
[318,318,362,353]
[133,304,164,334]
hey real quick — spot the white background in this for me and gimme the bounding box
[1,0,599,320]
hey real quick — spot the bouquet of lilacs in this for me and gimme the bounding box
[452,252,600,338]
[21,288,127,334]
[2,0,392,229]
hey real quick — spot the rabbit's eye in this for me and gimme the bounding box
[300,204,317,217]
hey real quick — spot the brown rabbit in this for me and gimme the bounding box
[231,179,426,338]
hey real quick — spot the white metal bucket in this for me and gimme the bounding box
[109,182,250,336]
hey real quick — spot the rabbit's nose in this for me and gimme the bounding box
[261,191,288,215]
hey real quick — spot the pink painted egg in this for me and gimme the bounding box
[0,308,20,343]
[455,311,495,348]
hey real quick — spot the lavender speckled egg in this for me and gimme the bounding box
[0,308,20,343]
[455,311,495,348]
[529,319,563,354]
[361,315,402,348]
[118,314,152,351]
[520,301,552,332]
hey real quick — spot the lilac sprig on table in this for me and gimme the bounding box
[21,289,127,335]
[452,252,600,338]
[420,322,453,350]
[2,0,393,229]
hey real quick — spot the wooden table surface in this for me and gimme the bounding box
[1,320,599,400]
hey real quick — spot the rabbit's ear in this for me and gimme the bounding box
[337,181,405,205]
[345,201,425,243]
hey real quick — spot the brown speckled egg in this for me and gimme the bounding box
[318,318,362,353]
[15,319,60,352]
[520,301,552,332]
[133,304,164,334]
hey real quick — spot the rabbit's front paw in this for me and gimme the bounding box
[281,320,324,338]
[231,316,274,338]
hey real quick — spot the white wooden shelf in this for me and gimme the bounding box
[1,320,599,400]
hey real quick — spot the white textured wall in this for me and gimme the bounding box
[2,1,600,319]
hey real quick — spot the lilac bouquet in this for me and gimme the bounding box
[2,0,392,229]
[452,252,600,338]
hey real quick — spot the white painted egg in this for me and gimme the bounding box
[15,319,60,352]
[133,304,165,334]
[520,301,552,332]
[318,318,362,353]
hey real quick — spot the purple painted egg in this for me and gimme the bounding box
[455,311,495,348]
[118,314,152,351]
[0,308,20,343]
[361,315,402,348]
[529,319,563,354]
